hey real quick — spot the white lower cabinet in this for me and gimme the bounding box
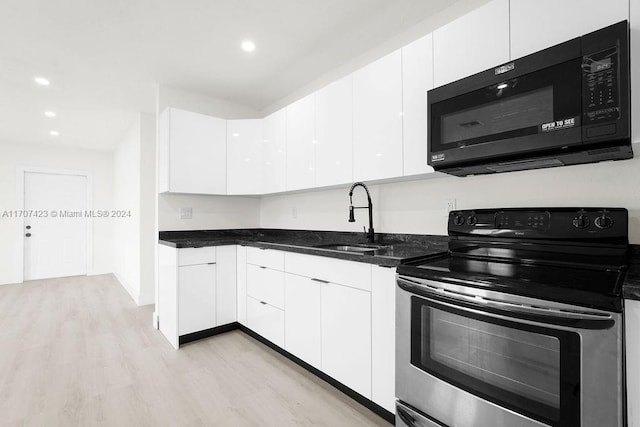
[284,273,322,368]
[236,246,248,326]
[247,296,285,347]
[371,265,397,412]
[157,245,237,349]
[178,263,216,335]
[321,281,372,399]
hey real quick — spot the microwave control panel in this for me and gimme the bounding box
[583,46,619,123]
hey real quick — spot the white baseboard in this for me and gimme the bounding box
[113,272,140,305]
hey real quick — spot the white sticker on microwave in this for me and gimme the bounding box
[541,117,577,132]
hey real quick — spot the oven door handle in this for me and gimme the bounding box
[397,276,615,330]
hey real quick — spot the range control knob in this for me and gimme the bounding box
[594,213,613,229]
[453,214,465,226]
[572,213,590,229]
[467,215,478,226]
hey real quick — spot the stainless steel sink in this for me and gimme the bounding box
[314,243,390,255]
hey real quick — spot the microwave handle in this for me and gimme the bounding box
[397,276,615,330]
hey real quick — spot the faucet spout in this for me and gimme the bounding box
[348,182,375,243]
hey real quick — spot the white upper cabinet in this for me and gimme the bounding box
[159,107,227,194]
[353,50,403,181]
[262,109,287,194]
[315,75,354,187]
[286,94,316,191]
[510,0,628,59]
[226,119,263,195]
[402,33,435,176]
[433,0,510,88]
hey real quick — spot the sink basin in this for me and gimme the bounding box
[314,243,390,255]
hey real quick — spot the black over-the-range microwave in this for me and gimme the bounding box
[428,20,632,176]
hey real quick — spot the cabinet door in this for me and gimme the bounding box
[402,33,435,176]
[511,0,628,59]
[178,263,216,335]
[315,75,353,187]
[371,265,397,413]
[247,296,285,347]
[433,0,510,87]
[165,108,227,194]
[227,119,263,195]
[215,246,237,326]
[286,94,316,191]
[284,274,321,368]
[353,50,403,181]
[321,282,372,398]
[262,109,287,194]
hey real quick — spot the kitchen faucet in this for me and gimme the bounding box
[348,182,375,243]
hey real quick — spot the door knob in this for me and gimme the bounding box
[25,233,31,237]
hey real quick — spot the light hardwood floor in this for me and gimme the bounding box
[0,274,390,426]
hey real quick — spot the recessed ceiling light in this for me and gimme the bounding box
[44,111,56,118]
[50,130,59,136]
[497,83,508,90]
[241,40,256,52]
[35,77,50,86]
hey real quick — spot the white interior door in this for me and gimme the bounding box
[24,172,88,281]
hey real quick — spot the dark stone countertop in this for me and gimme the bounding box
[159,228,449,267]
[624,246,640,301]
[159,228,640,300]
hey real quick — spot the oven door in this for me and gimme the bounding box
[396,275,623,427]
[428,57,583,168]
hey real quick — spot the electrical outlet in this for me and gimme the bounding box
[445,198,456,216]
[179,207,192,220]
[291,207,297,219]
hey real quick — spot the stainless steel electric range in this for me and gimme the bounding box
[396,208,628,427]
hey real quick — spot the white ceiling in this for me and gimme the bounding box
[0,0,462,151]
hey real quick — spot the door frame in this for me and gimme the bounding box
[16,166,93,283]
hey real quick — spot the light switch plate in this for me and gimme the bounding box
[179,207,192,220]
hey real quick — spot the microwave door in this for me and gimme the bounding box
[429,58,583,166]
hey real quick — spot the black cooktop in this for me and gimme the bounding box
[397,208,630,312]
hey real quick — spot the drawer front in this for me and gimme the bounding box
[178,247,216,266]
[246,296,284,348]
[246,247,285,270]
[246,264,285,309]
[285,252,372,291]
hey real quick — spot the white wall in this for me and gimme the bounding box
[139,112,156,305]
[260,156,640,244]
[156,84,262,232]
[0,143,114,285]
[113,113,156,305]
[159,194,260,231]
[113,119,142,301]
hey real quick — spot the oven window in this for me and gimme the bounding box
[427,307,559,408]
[410,297,580,427]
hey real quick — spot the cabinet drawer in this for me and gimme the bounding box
[285,252,371,291]
[246,264,285,309]
[246,247,285,270]
[178,247,216,266]
[247,296,284,348]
